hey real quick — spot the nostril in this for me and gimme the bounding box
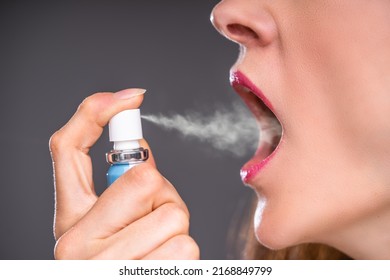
[227,23,259,40]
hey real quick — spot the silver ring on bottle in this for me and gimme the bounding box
[106,147,149,164]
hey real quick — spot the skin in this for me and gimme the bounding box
[50,89,199,259]
[211,0,390,259]
[51,0,390,260]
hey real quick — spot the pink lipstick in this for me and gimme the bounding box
[230,71,283,184]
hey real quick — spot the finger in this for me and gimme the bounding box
[91,203,189,259]
[51,89,145,157]
[142,235,200,260]
[50,88,146,238]
[75,162,189,239]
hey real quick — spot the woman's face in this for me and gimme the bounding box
[212,0,390,253]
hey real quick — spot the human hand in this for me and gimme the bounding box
[49,89,199,259]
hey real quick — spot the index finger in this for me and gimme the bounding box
[50,88,155,238]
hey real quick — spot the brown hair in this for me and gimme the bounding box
[228,195,351,260]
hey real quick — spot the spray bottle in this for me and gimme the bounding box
[106,109,149,186]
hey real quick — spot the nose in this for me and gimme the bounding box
[211,0,278,47]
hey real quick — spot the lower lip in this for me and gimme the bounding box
[240,141,281,184]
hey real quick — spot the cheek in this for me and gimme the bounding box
[251,0,390,251]
[252,123,388,249]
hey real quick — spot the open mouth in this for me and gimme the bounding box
[230,71,283,184]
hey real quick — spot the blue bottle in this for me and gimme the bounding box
[106,109,149,186]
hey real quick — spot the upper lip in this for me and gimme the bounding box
[230,70,275,113]
[230,70,283,184]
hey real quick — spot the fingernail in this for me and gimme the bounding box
[114,88,146,100]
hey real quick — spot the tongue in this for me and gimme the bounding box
[254,141,274,161]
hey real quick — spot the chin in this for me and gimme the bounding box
[252,198,310,250]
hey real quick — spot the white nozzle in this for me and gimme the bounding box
[109,109,143,150]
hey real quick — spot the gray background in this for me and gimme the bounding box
[0,0,253,259]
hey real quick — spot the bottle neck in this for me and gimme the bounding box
[113,140,140,151]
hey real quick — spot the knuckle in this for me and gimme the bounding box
[77,92,120,128]
[159,203,189,232]
[49,130,65,155]
[54,240,68,260]
[54,232,76,260]
[54,227,88,260]
[78,94,100,115]
[171,235,200,260]
[125,164,165,196]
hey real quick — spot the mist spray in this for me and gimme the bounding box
[106,109,149,186]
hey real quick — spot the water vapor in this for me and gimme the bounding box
[142,101,263,157]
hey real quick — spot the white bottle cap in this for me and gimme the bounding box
[109,109,143,150]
